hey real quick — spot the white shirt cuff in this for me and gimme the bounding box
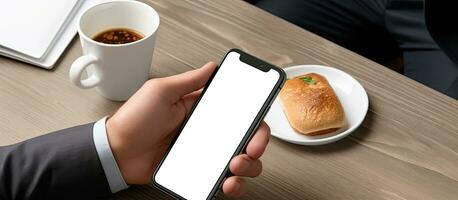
[93,116,129,193]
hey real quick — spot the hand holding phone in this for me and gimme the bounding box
[153,49,286,200]
[105,58,278,197]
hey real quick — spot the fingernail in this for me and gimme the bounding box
[234,180,241,191]
[240,159,251,173]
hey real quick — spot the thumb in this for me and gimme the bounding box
[163,61,217,101]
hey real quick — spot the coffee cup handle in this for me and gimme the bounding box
[69,54,102,89]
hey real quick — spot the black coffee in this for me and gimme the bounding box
[93,28,144,44]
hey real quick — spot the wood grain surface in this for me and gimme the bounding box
[1,0,457,199]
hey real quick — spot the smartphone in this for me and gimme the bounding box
[152,49,286,200]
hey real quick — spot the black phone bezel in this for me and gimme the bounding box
[151,48,286,200]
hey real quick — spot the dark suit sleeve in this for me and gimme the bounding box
[0,123,112,200]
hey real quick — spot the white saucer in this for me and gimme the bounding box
[265,65,369,145]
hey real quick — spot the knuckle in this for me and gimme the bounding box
[254,160,263,176]
[144,79,160,88]
[144,78,168,92]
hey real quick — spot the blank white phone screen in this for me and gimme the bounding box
[154,51,279,200]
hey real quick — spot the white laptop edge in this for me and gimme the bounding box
[0,0,117,69]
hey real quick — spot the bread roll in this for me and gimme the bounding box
[279,73,345,135]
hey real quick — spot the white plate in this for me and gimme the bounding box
[265,65,369,145]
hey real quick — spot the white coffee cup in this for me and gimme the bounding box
[70,0,159,101]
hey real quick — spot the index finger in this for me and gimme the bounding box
[163,62,217,102]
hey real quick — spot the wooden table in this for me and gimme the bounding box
[1,0,457,199]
